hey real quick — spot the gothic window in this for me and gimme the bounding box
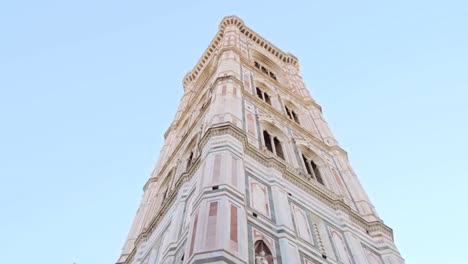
[256,87,263,98]
[273,137,284,159]
[186,151,194,170]
[162,184,169,200]
[311,160,324,185]
[254,240,274,264]
[159,168,174,202]
[263,130,273,152]
[302,154,312,175]
[291,110,299,123]
[263,130,284,160]
[254,61,278,81]
[264,93,271,105]
[269,71,277,80]
[285,105,300,124]
[302,154,324,185]
[256,87,272,105]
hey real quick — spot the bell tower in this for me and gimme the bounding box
[117,16,404,264]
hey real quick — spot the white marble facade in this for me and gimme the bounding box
[117,16,404,264]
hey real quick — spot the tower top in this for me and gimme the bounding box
[183,15,300,89]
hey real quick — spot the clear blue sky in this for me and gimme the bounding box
[1,1,466,263]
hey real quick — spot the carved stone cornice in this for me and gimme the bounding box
[183,16,300,90]
[120,123,393,264]
[202,124,392,239]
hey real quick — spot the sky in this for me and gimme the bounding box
[0,1,467,263]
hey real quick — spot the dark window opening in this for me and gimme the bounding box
[311,160,324,185]
[263,130,273,152]
[274,137,284,160]
[256,87,263,99]
[291,111,299,124]
[256,87,271,105]
[302,154,312,175]
[187,151,194,170]
[285,106,300,124]
[302,154,325,185]
[285,106,292,119]
[255,61,278,81]
[264,93,271,105]
[212,186,219,190]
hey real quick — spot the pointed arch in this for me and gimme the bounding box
[251,49,284,82]
[330,230,352,264]
[259,120,289,161]
[182,131,201,171]
[254,240,274,264]
[253,80,274,106]
[158,166,175,200]
[292,204,313,243]
[296,143,327,185]
[282,99,301,124]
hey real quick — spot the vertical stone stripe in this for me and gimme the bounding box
[231,157,238,188]
[233,86,237,97]
[213,155,221,183]
[205,202,218,248]
[199,161,207,190]
[332,168,349,198]
[247,113,255,136]
[189,213,198,256]
[230,205,238,251]
[222,85,227,96]
[243,71,251,92]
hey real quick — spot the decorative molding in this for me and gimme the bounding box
[242,83,347,157]
[120,123,394,264]
[183,16,300,89]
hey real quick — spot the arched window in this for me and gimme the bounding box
[254,240,274,264]
[186,151,194,170]
[158,168,174,206]
[263,130,284,160]
[183,133,200,172]
[256,87,271,105]
[301,154,324,185]
[285,105,300,124]
[254,60,278,81]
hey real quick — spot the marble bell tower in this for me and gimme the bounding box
[117,16,404,264]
